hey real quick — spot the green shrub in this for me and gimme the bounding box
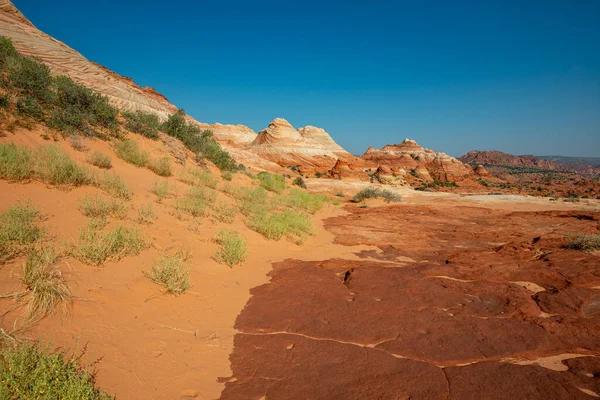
[0,36,18,68]
[78,193,128,219]
[249,210,313,244]
[69,135,88,152]
[175,197,208,218]
[0,342,114,399]
[122,110,161,139]
[236,187,269,217]
[34,145,92,186]
[0,202,42,262]
[178,167,217,188]
[279,189,329,214]
[73,225,145,266]
[565,234,600,251]
[162,109,239,171]
[50,75,119,135]
[335,191,345,197]
[0,142,34,181]
[213,202,237,223]
[98,173,132,200]
[21,244,71,321]
[352,187,402,203]
[16,95,44,120]
[6,55,52,102]
[257,171,285,194]
[145,253,190,295]
[151,179,170,201]
[87,150,112,169]
[185,186,217,203]
[214,229,247,267]
[0,93,9,108]
[292,176,307,189]
[136,203,156,225]
[221,171,233,181]
[114,139,148,166]
[147,156,172,177]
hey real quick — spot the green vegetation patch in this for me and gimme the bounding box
[73,225,145,266]
[352,187,402,203]
[565,234,600,252]
[122,110,161,139]
[0,202,42,263]
[145,252,190,295]
[214,229,247,267]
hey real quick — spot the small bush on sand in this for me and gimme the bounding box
[0,342,114,400]
[197,169,218,189]
[16,95,44,120]
[0,143,34,181]
[20,244,71,321]
[335,191,345,197]
[0,202,42,262]
[179,167,218,188]
[87,150,112,169]
[136,203,156,225]
[69,135,88,152]
[221,171,233,181]
[292,176,307,189]
[150,179,170,202]
[114,139,148,167]
[249,210,313,244]
[99,173,132,200]
[214,229,247,267]
[147,156,171,177]
[213,202,237,223]
[279,189,329,214]
[257,171,285,194]
[122,110,161,139]
[73,225,145,266]
[565,234,600,251]
[145,252,190,294]
[185,186,217,204]
[352,187,402,203]
[175,197,208,218]
[34,145,92,186]
[78,193,128,219]
[236,187,269,217]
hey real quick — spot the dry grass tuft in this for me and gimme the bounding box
[214,229,247,267]
[145,251,190,294]
[73,225,145,266]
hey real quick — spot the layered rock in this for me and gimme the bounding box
[248,118,352,171]
[474,164,490,176]
[361,139,473,182]
[459,150,560,170]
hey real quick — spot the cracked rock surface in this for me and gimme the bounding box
[220,206,600,399]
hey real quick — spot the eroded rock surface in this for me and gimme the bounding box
[220,206,600,399]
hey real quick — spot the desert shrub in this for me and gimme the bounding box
[114,139,148,166]
[147,156,172,177]
[122,110,161,139]
[73,225,145,266]
[565,234,600,251]
[136,203,156,225]
[221,171,233,181]
[257,171,285,194]
[49,75,119,135]
[87,217,107,230]
[236,187,269,217]
[175,197,208,218]
[5,55,52,102]
[352,187,402,203]
[69,135,88,152]
[20,244,71,321]
[98,173,132,200]
[162,109,239,171]
[214,229,247,267]
[78,193,128,219]
[0,142,34,181]
[16,95,44,120]
[0,342,114,400]
[185,186,217,203]
[0,93,9,108]
[335,191,345,197]
[292,176,306,189]
[0,202,42,262]
[0,36,18,68]
[178,167,217,188]
[151,179,170,201]
[87,150,112,169]
[213,202,237,223]
[145,252,190,295]
[279,189,330,214]
[34,145,92,186]
[249,210,313,244]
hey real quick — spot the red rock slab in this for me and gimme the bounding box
[220,332,449,400]
[443,359,600,399]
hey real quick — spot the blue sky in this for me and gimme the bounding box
[14,0,600,157]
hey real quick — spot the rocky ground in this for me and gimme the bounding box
[220,199,600,399]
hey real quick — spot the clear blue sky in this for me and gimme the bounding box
[13,0,600,157]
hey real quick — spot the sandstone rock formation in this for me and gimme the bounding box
[460,150,560,170]
[247,118,352,171]
[361,139,473,182]
[474,164,490,176]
